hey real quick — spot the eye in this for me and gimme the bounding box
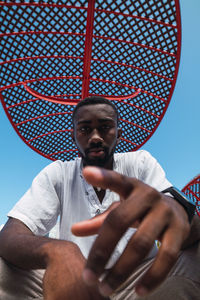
[78,126,91,133]
[100,124,111,131]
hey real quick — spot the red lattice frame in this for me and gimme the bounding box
[182,175,200,217]
[0,0,181,161]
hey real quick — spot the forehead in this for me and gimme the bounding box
[74,104,117,124]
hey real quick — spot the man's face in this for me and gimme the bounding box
[73,104,121,168]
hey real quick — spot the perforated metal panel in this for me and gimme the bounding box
[182,175,200,217]
[0,0,181,161]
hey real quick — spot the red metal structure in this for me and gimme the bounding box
[0,0,181,161]
[182,175,200,217]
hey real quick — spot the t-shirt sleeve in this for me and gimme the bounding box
[8,160,63,236]
[137,150,172,191]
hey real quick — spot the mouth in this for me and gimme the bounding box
[87,148,105,157]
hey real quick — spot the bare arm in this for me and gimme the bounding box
[0,218,106,300]
[0,217,58,269]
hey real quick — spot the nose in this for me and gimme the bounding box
[89,129,103,144]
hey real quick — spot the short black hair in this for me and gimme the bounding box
[72,96,119,125]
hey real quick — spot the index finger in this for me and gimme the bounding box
[83,166,134,199]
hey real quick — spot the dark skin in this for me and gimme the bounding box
[72,103,122,202]
[71,105,196,297]
[0,103,121,300]
[0,103,199,299]
[0,219,106,300]
[73,168,200,297]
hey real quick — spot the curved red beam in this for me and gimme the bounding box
[0,0,182,162]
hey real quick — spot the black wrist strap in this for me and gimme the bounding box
[162,186,196,223]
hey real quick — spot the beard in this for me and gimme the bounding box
[82,146,115,167]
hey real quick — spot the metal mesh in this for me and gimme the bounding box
[0,0,181,161]
[182,175,200,217]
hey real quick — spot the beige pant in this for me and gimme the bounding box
[111,241,200,300]
[0,261,44,299]
[0,242,200,300]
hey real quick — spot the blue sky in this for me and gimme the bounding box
[0,0,199,226]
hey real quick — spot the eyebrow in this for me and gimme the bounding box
[77,118,115,125]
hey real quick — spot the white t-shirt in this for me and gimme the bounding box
[8,150,172,266]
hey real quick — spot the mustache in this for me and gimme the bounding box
[85,144,107,154]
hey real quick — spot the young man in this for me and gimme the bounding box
[0,97,199,300]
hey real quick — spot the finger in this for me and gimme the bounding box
[83,189,155,285]
[135,224,186,297]
[98,203,171,297]
[71,202,120,236]
[82,167,135,199]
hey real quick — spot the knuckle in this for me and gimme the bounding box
[105,207,129,232]
[132,234,152,255]
[123,178,134,196]
[90,248,107,267]
[162,202,174,218]
[115,175,134,198]
[143,186,160,203]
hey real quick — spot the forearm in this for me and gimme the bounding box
[0,218,107,299]
[0,218,77,270]
[182,215,200,249]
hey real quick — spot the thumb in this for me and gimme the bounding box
[71,202,120,236]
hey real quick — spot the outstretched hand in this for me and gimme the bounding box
[72,166,190,298]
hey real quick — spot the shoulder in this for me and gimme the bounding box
[41,157,81,174]
[114,151,171,190]
[114,150,154,165]
[39,160,64,178]
[34,158,81,186]
[114,150,154,178]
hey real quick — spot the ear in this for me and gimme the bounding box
[117,127,122,145]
